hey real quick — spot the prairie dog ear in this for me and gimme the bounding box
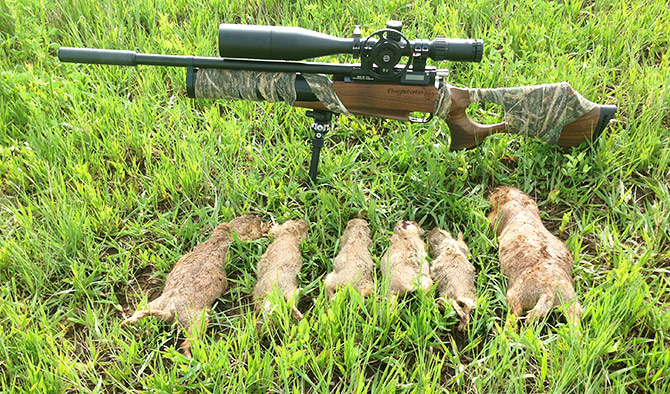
[268,224,281,238]
[456,232,469,255]
[523,195,541,214]
[280,220,308,239]
[408,221,425,237]
[213,223,230,235]
[427,227,452,243]
[294,219,309,238]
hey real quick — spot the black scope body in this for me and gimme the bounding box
[218,24,483,63]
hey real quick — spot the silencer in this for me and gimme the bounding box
[58,47,138,65]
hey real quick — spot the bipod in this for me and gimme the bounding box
[306,110,333,185]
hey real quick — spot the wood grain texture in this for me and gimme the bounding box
[295,82,437,120]
[555,107,600,147]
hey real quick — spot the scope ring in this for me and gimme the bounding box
[361,28,411,81]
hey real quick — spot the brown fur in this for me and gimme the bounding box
[489,186,582,327]
[121,214,267,357]
[427,228,476,330]
[253,219,308,320]
[381,220,433,301]
[324,218,375,299]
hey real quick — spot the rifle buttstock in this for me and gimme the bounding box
[447,86,616,150]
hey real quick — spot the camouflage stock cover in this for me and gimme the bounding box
[433,84,452,120]
[468,82,597,144]
[194,69,297,104]
[301,74,350,115]
[434,82,597,144]
[193,69,350,115]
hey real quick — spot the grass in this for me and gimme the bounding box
[1,0,669,392]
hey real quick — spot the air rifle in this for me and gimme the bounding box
[58,21,616,183]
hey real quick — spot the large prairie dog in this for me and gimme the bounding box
[427,228,476,330]
[381,220,433,300]
[121,214,266,357]
[324,218,375,299]
[489,186,582,326]
[253,219,308,320]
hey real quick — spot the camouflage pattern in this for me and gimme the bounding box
[433,83,452,119]
[194,69,297,104]
[193,69,351,114]
[301,73,350,115]
[468,82,597,144]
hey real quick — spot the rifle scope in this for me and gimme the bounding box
[218,23,483,63]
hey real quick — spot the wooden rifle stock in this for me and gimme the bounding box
[294,83,616,150]
[445,86,616,149]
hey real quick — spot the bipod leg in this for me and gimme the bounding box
[306,110,333,185]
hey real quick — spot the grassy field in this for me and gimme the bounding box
[1,0,669,392]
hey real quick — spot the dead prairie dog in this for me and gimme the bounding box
[324,218,375,299]
[489,186,582,327]
[381,220,433,299]
[253,219,308,320]
[427,228,476,330]
[121,214,267,357]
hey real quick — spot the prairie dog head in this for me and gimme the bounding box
[269,219,308,240]
[488,186,540,235]
[427,228,468,258]
[340,218,371,246]
[392,220,424,238]
[221,214,268,241]
[212,214,267,241]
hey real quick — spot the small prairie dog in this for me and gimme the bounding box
[121,214,266,358]
[381,220,433,299]
[324,218,375,299]
[427,228,476,330]
[489,186,582,327]
[253,219,308,320]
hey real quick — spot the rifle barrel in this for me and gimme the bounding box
[58,47,358,75]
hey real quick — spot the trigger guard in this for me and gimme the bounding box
[409,113,434,123]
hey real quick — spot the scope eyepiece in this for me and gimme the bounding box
[430,37,483,63]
